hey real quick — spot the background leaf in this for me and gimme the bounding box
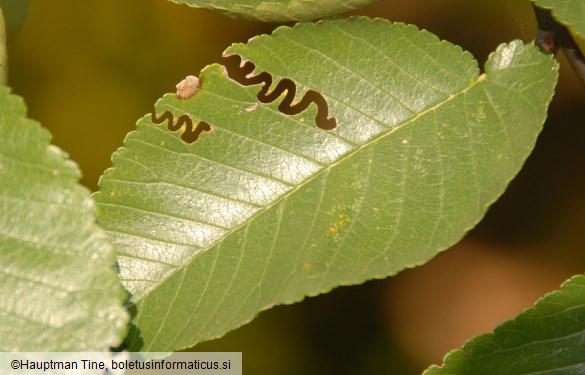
[95,18,558,351]
[0,86,128,351]
[0,6,5,84]
[533,0,585,39]
[0,0,32,38]
[167,0,380,22]
[424,274,585,375]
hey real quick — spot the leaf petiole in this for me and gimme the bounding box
[533,4,585,86]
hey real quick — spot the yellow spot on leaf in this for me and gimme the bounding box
[325,211,350,238]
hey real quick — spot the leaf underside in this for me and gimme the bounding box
[425,275,585,375]
[533,0,585,39]
[168,0,380,22]
[0,86,128,351]
[95,18,558,351]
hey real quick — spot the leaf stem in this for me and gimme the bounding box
[533,4,585,86]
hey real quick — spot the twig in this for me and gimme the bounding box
[533,4,585,86]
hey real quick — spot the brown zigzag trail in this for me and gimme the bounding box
[151,54,337,144]
[151,111,212,144]
[223,54,337,131]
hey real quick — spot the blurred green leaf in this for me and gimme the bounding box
[0,86,128,351]
[168,0,380,22]
[424,275,585,375]
[533,0,585,38]
[0,7,6,84]
[0,0,31,37]
[95,18,558,351]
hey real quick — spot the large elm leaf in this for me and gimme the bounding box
[167,0,380,22]
[533,0,585,38]
[0,86,128,350]
[424,275,585,375]
[94,18,558,351]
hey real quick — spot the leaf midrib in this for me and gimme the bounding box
[128,72,484,306]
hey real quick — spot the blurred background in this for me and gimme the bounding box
[4,0,584,373]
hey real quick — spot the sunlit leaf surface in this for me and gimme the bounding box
[168,0,380,22]
[425,275,585,375]
[95,18,558,351]
[0,86,128,351]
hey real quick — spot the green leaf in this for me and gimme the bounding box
[0,0,32,38]
[95,18,558,351]
[533,0,585,39]
[0,86,128,351]
[0,6,6,84]
[168,0,380,22]
[424,275,585,375]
